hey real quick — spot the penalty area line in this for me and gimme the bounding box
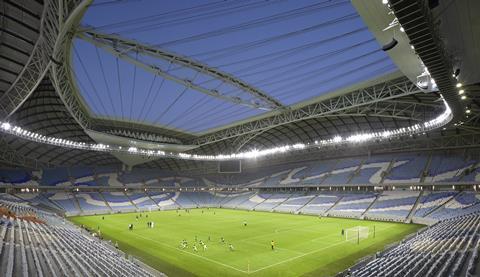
[249,224,398,274]
[248,239,348,274]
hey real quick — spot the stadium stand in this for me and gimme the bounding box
[75,193,112,214]
[0,169,31,186]
[383,153,429,183]
[2,187,480,276]
[254,193,291,211]
[101,192,136,212]
[274,192,312,213]
[147,191,179,209]
[329,193,377,218]
[48,192,82,216]
[298,193,340,215]
[428,192,480,221]
[219,191,257,209]
[365,190,420,222]
[0,0,479,275]
[125,192,157,209]
[1,152,480,189]
[349,156,392,184]
[352,213,480,277]
[414,191,458,218]
[0,196,160,276]
[321,158,363,185]
[40,168,71,186]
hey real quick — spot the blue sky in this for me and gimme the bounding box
[74,0,397,134]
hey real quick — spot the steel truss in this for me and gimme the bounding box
[51,1,95,130]
[77,30,284,110]
[0,0,87,120]
[105,129,182,144]
[384,132,480,152]
[389,0,464,120]
[0,135,52,169]
[191,77,443,146]
[49,6,449,152]
[248,131,480,169]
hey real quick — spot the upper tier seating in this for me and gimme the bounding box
[262,170,292,187]
[321,158,363,185]
[299,160,338,185]
[1,151,480,189]
[462,165,480,182]
[425,154,476,182]
[68,167,94,179]
[383,153,429,183]
[0,169,31,185]
[40,168,70,186]
[349,156,392,184]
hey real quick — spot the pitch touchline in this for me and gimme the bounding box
[133,233,249,274]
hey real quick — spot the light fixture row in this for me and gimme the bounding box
[0,99,453,161]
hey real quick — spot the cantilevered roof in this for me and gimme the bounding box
[0,0,478,170]
[73,0,398,133]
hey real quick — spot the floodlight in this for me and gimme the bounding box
[382,38,398,51]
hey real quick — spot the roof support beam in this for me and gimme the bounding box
[0,135,52,169]
[77,30,285,110]
[389,0,464,120]
[191,77,439,146]
[0,0,88,119]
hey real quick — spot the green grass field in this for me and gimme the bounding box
[70,209,422,277]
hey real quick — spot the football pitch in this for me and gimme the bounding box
[70,209,422,277]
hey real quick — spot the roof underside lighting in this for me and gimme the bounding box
[0,100,452,161]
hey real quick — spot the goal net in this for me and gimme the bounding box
[345,226,369,243]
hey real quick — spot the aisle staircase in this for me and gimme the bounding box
[405,191,424,222]
[98,192,113,212]
[124,191,138,210]
[360,194,381,219]
[71,192,83,214]
[324,196,344,216]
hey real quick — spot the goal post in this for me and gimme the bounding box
[345,226,369,244]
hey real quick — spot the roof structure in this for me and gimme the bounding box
[0,0,478,170]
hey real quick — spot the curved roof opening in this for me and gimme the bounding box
[73,0,397,133]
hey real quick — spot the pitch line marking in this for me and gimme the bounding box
[248,239,348,274]
[248,224,398,274]
[132,233,249,274]
[241,240,304,255]
[125,218,397,275]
